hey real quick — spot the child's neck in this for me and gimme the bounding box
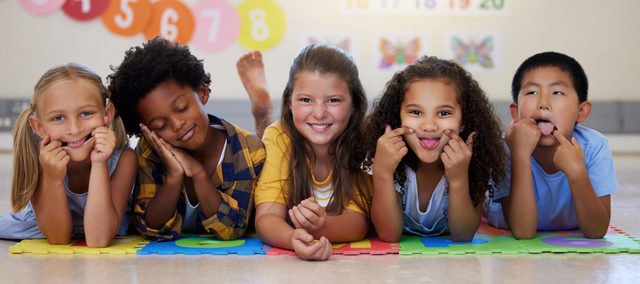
[309,145,333,183]
[532,145,560,174]
[189,125,226,174]
[415,161,444,212]
[66,158,93,194]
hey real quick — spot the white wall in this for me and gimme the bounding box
[1,0,639,102]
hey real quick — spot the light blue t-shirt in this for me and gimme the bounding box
[397,167,450,237]
[486,126,618,230]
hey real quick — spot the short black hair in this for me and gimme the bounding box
[511,51,588,103]
[107,37,211,137]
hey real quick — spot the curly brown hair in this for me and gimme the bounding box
[363,56,505,206]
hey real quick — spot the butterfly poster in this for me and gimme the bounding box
[371,32,429,72]
[443,31,503,73]
[301,32,359,63]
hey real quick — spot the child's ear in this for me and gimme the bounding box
[197,84,210,105]
[103,102,115,127]
[509,102,520,120]
[576,101,592,123]
[28,115,45,138]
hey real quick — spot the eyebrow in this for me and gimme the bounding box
[522,81,569,88]
[404,104,456,109]
[44,104,100,116]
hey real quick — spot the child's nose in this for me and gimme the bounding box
[421,117,437,132]
[538,93,551,110]
[170,116,186,131]
[67,118,83,135]
[312,103,328,119]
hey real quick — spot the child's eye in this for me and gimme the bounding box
[328,98,341,103]
[438,110,451,116]
[300,98,311,103]
[409,110,421,116]
[526,91,538,95]
[553,91,565,95]
[80,111,94,117]
[52,115,64,121]
[177,103,188,112]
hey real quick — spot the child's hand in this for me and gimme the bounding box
[372,125,413,177]
[442,130,475,184]
[289,197,326,234]
[39,135,69,180]
[140,124,184,178]
[505,118,540,157]
[552,130,586,177]
[90,126,116,164]
[291,229,332,260]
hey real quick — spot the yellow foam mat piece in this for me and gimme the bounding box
[8,236,148,255]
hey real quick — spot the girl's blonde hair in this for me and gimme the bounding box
[11,63,128,212]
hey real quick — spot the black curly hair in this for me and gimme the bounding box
[107,37,212,137]
[363,56,505,206]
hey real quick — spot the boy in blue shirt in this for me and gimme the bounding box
[486,52,617,239]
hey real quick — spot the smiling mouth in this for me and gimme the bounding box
[61,134,92,147]
[309,123,331,129]
[536,119,557,136]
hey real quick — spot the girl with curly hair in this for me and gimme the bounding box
[363,56,505,242]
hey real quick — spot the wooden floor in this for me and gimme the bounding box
[0,152,638,284]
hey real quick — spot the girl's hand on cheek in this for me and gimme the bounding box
[140,123,184,178]
[372,125,413,177]
[90,127,115,164]
[39,135,69,180]
[442,130,475,184]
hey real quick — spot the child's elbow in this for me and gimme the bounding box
[46,236,72,246]
[511,230,535,240]
[451,234,475,243]
[86,236,112,248]
[376,230,401,243]
[583,229,607,239]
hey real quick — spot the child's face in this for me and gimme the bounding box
[290,71,353,153]
[30,80,109,162]
[511,66,591,147]
[400,79,462,164]
[136,80,210,151]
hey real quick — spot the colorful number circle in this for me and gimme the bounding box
[191,0,240,52]
[62,0,111,21]
[143,0,195,45]
[102,0,151,36]
[237,0,286,51]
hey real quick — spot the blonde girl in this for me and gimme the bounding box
[254,44,371,260]
[0,63,137,247]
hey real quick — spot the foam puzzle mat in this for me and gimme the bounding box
[8,224,640,255]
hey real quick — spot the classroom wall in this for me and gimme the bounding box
[1,0,639,102]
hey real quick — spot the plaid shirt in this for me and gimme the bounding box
[134,114,265,241]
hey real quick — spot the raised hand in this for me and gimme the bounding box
[552,130,586,177]
[39,135,70,181]
[291,229,332,260]
[289,197,327,234]
[441,130,475,183]
[505,118,540,157]
[372,125,413,176]
[90,126,115,163]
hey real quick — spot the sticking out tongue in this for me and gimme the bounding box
[537,121,555,136]
[422,138,439,149]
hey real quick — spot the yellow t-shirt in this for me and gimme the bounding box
[255,121,368,214]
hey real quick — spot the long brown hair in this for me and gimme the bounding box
[280,44,371,216]
[11,63,127,212]
[363,56,505,206]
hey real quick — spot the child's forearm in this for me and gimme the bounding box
[371,173,403,242]
[447,179,480,242]
[507,155,538,239]
[256,214,296,250]
[144,175,183,229]
[567,170,610,238]
[32,175,72,245]
[313,212,368,243]
[190,172,223,218]
[84,162,120,248]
